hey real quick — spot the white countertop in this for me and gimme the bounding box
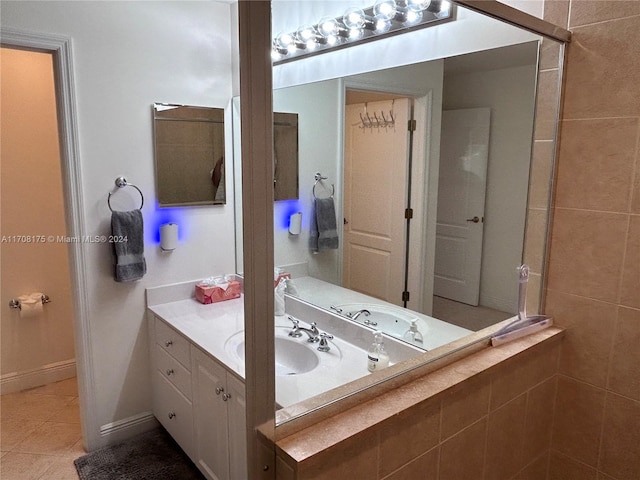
[147,275,472,409]
[289,276,472,350]
[148,295,373,408]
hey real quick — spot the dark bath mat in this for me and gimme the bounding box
[74,427,205,480]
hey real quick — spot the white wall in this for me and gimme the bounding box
[1,48,76,392]
[443,63,537,312]
[1,1,235,448]
[273,80,343,284]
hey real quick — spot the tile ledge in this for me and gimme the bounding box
[275,326,564,465]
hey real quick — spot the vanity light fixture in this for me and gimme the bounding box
[272,0,454,63]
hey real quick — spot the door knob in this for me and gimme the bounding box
[466,216,480,223]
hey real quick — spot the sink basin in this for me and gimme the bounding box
[225,328,323,376]
[334,303,428,343]
[235,336,320,376]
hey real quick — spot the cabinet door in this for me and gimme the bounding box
[152,372,194,459]
[191,347,230,480]
[226,374,247,480]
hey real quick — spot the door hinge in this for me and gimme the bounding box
[404,208,413,219]
[408,119,417,132]
[402,291,410,302]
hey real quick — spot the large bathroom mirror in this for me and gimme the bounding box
[153,103,226,206]
[234,0,564,426]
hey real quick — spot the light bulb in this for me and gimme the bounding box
[373,14,392,33]
[436,0,451,17]
[373,0,397,20]
[318,17,339,37]
[296,25,316,44]
[274,32,294,50]
[347,28,364,41]
[343,7,366,29]
[406,0,431,12]
[403,9,423,25]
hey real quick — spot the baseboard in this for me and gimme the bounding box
[0,359,76,394]
[97,411,159,448]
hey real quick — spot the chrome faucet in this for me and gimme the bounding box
[348,309,377,326]
[287,316,320,342]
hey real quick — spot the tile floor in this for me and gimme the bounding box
[432,295,514,331]
[0,377,83,479]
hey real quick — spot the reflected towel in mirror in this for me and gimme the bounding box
[309,197,339,253]
[111,210,147,282]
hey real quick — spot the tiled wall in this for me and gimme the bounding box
[543,1,640,479]
[277,337,561,480]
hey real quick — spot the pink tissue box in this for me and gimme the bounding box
[274,272,291,288]
[195,281,241,304]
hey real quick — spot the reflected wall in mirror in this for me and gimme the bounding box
[274,112,299,200]
[234,0,564,426]
[153,103,226,206]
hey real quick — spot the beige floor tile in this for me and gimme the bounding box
[0,393,75,422]
[0,418,45,451]
[53,401,81,424]
[0,451,56,480]
[28,378,78,397]
[67,439,87,459]
[432,296,512,331]
[37,455,80,480]
[12,422,82,455]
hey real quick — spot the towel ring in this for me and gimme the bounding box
[108,176,144,212]
[313,172,334,199]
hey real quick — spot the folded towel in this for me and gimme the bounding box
[309,197,339,253]
[111,210,146,282]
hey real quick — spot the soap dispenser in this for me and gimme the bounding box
[402,319,424,344]
[367,331,390,372]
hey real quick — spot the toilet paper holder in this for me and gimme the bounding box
[9,294,51,310]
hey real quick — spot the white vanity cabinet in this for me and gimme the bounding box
[149,314,247,480]
[192,346,247,480]
[151,317,195,459]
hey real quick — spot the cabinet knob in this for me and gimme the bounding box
[166,369,174,376]
[165,340,173,347]
[215,386,224,395]
[168,412,176,420]
[222,393,231,401]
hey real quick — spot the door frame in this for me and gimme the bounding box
[1,28,97,449]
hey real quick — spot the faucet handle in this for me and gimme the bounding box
[317,332,334,352]
[287,315,302,337]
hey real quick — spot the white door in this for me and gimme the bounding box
[434,108,491,306]
[343,98,411,306]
